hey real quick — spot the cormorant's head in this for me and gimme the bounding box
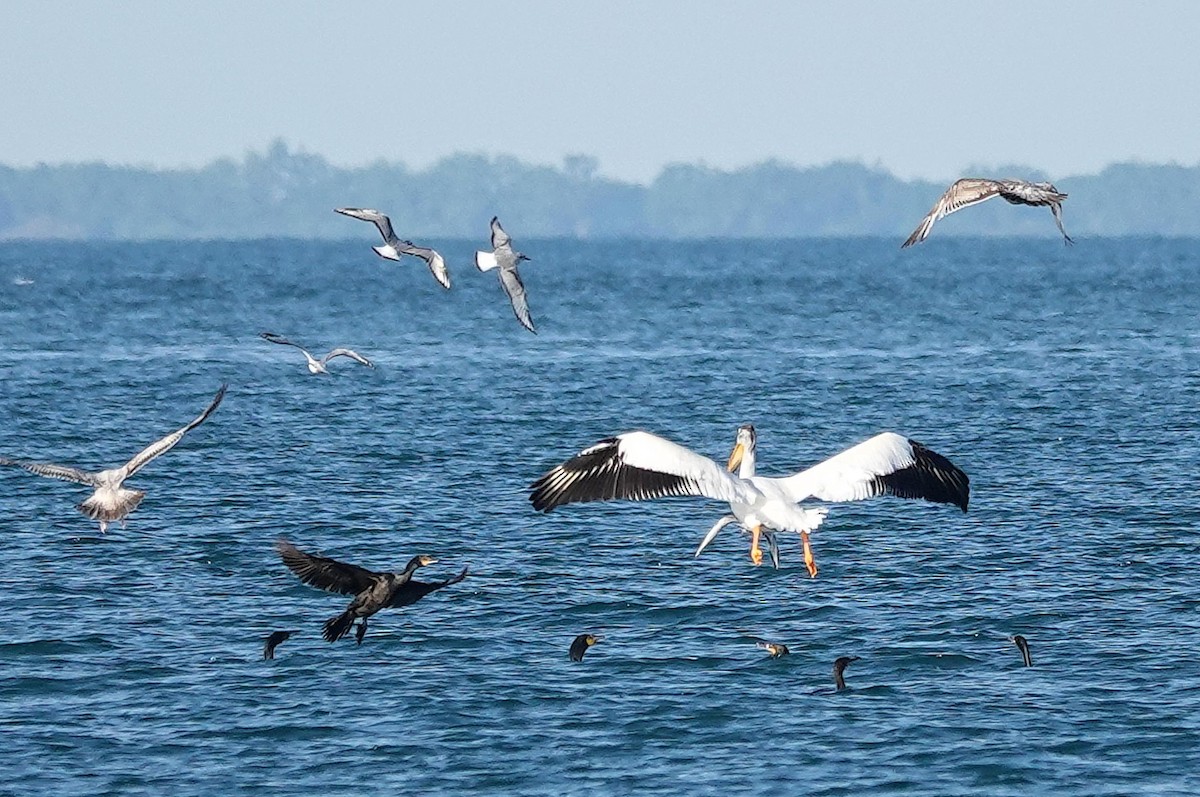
[569,633,602,661]
[406,554,439,571]
[756,640,789,657]
[833,655,860,690]
[727,424,757,472]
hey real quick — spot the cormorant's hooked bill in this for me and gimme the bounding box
[570,633,601,661]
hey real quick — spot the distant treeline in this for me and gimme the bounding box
[1,140,1198,239]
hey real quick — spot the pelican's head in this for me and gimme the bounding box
[727,424,757,472]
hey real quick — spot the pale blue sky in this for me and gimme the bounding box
[1,1,1198,182]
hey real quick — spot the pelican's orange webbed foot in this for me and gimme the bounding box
[749,525,763,566]
[802,530,818,578]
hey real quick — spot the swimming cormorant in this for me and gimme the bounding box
[1011,635,1032,667]
[569,633,601,661]
[756,641,790,658]
[276,539,467,644]
[263,630,296,659]
[833,656,860,690]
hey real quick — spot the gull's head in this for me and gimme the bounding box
[727,424,757,472]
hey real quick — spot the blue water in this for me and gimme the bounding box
[1,237,1198,795]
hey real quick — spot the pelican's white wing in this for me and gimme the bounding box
[776,432,969,510]
[902,178,1003,247]
[530,431,759,511]
[123,384,228,476]
[0,457,98,486]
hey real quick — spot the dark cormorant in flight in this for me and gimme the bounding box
[276,539,467,644]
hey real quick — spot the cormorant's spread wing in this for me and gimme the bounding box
[386,566,468,607]
[0,457,98,486]
[123,384,227,476]
[335,207,398,244]
[399,242,451,289]
[490,216,511,249]
[498,266,536,333]
[276,539,380,596]
[776,431,969,511]
[902,178,1003,247]
[322,348,374,368]
[530,431,759,512]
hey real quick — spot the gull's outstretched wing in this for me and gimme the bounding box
[490,216,511,249]
[386,566,468,608]
[123,384,227,476]
[399,241,451,289]
[530,431,759,512]
[0,457,98,486]
[498,266,536,333]
[335,207,398,245]
[321,348,374,368]
[276,539,380,596]
[902,178,1003,247]
[260,332,313,360]
[776,432,969,511]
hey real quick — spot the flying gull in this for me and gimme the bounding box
[0,384,227,532]
[334,207,450,289]
[475,216,536,333]
[903,178,1073,247]
[259,332,374,374]
[530,425,969,577]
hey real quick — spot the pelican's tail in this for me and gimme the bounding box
[794,507,828,533]
[373,244,402,261]
[77,489,145,525]
[322,611,356,642]
[475,251,499,272]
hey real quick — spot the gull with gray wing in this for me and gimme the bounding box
[903,178,1072,247]
[260,332,374,374]
[0,385,227,532]
[475,216,536,333]
[335,207,450,289]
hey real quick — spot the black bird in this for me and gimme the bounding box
[1011,635,1033,667]
[756,641,790,658]
[833,656,860,691]
[263,630,296,659]
[569,633,602,661]
[276,539,467,644]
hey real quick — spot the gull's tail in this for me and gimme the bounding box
[475,251,499,272]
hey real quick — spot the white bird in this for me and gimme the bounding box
[0,384,227,533]
[260,332,374,374]
[475,216,535,333]
[530,424,969,577]
[903,178,1073,247]
[335,207,451,289]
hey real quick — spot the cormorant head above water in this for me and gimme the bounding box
[263,630,296,659]
[1011,635,1033,667]
[756,640,790,658]
[570,634,602,661]
[833,656,861,691]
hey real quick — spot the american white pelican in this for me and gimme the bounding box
[335,207,451,289]
[903,178,1072,247]
[529,424,970,577]
[475,216,536,333]
[0,384,227,532]
[259,332,374,374]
